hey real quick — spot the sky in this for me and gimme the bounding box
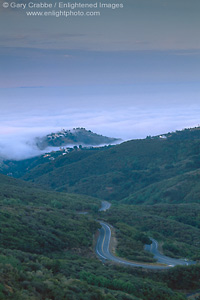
[0,0,200,159]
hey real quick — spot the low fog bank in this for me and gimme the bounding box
[0,104,200,161]
[0,135,46,161]
[0,133,122,161]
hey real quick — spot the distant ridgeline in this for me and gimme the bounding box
[35,128,121,150]
[17,125,200,204]
[148,126,200,140]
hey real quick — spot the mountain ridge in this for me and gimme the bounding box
[18,126,200,203]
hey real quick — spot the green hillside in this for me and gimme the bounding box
[123,168,200,205]
[0,174,192,300]
[0,173,100,212]
[0,173,101,253]
[35,127,120,149]
[19,134,200,203]
[103,203,200,261]
[0,146,102,178]
[1,127,200,299]
[153,126,200,140]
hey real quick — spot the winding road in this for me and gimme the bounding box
[144,238,194,267]
[99,201,111,212]
[96,202,195,269]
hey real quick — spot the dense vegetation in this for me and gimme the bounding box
[1,127,200,299]
[101,203,200,260]
[0,146,103,179]
[0,174,193,300]
[2,244,195,300]
[4,127,200,205]
[0,205,98,254]
[0,174,101,212]
[110,222,155,263]
[0,173,101,252]
[123,169,200,205]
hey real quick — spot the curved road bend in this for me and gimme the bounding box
[145,238,195,267]
[96,221,195,270]
[99,201,111,212]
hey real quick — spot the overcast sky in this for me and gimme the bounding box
[0,0,200,159]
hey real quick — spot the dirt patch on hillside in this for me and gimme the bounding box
[109,226,118,255]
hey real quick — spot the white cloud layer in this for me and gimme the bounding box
[0,104,199,160]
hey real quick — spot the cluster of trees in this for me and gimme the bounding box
[111,222,155,263]
[79,271,185,300]
[0,205,99,254]
[0,244,192,300]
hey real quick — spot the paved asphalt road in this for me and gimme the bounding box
[145,238,195,267]
[96,221,195,270]
[99,201,111,212]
